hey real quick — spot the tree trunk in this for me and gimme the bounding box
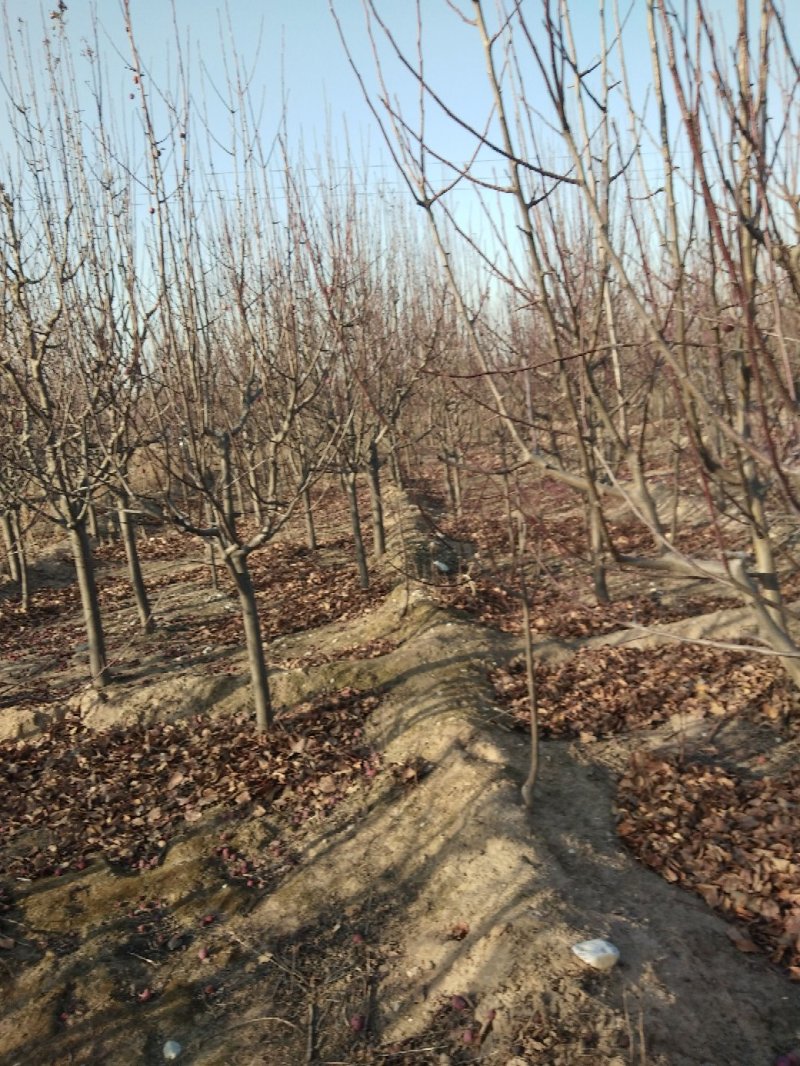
[519,573,539,810]
[302,485,318,551]
[118,499,154,632]
[206,540,220,590]
[67,516,109,687]
[502,468,518,561]
[1,510,20,583]
[244,433,263,526]
[367,441,386,558]
[87,495,99,541]
[443,453,463,517]
[388,435,404,488]
[344,472,370,589]
[227,552,273,732]
[249,471,264,526]
[204,499,220,590]
[10,507,29,611]
[232,473,244,523]
[587,500,610,604]
[81,423,99,541]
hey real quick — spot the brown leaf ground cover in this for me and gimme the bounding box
[617,753,800,977]
[491,642,800,740]
[1,480,800,1063]
[0,688,382,880]
[438,576,736,639]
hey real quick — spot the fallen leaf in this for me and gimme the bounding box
[727,926,760,953]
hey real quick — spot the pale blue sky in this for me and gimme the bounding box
[1,1,490,184]
[1,2,797,236]
[6,0,790,181]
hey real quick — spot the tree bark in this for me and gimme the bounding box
[367,440,386,558]
[443,453,463,517]
[344,472,370,589]
[86,495,99,541]
[519,575,539,810]
[10,507,29,611]
[1,510,20,583]
[227,552,273,732]
[301,485,318,551]
[243,432,263,526]
[388,435,405,488]
[587,500,610,604]
[203,498,220,590]
[118,498,154,632]
[67,515,109,687]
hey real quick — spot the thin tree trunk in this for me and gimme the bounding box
[388,436,404,488]
[367,441,386,558]
[587,499,610,604]
[204,499,219,591]
[2,510,20,583]
[118,498,154,632]
[443,452,463,517]
[67,516,109,687]
[502,467,519,560]
[519,574,538,810]
[249,469,264,526]
[234,473,246,524]
[10,507,29,611]
[227,552,272,732]
[302,485,318,551]
[344,472,370,589]
[81,423,99,541]
[87,495,99,541]
[207,540,220,591]
[244,432,263,526]
[669,443,681,544]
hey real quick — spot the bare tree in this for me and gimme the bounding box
[0,13,148,685]
[335,0,800,689]
[115,5,345,729]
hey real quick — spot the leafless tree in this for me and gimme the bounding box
[335,0,800,694]
[116,4,347,729]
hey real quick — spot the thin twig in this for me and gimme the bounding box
[224,1015,300,1033]
[377,1046,450,1059]
[128,951,157,966]
[306,999,318,1063]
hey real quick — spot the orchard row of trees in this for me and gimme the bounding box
[2,1,800,726]
[0,3,465,729]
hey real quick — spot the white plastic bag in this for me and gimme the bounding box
[571,938,620,970]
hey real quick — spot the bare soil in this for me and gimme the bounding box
[0,488,799,1066]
